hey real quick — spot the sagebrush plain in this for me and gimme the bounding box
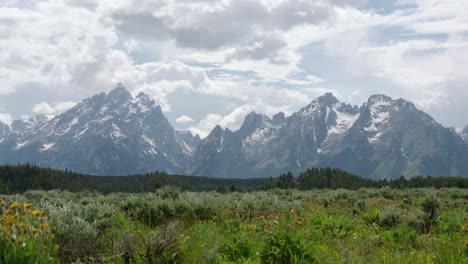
[1,187,467,263]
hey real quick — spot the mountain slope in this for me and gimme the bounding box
[1,88,467,179]
[10,115,50,136]
[191,94,362,178]
[319,95,468,179]
[191,94,468,179]
[0,84,194,175]
[460,126,468,146]
[0,122,10,142]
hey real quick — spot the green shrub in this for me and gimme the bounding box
[384,226,420,249]
[352,200,366,215]
[220,236,252,261]
[407,212,428,234]
[379,207,401,228]
[260,231,314,264]
[155,186,181,200]
[363,208,381,225]
[421,196,439,221]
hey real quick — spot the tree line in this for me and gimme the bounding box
[264,167,468,190]
[0,164,467,194]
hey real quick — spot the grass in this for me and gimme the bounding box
[0,187,467,263]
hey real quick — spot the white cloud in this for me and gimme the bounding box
[32,101,77,116]
[175,115,195,124]
[0,112,12,125]
[189,101,291,138]
[0,0,467,129]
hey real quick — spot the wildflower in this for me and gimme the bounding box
[8,202,19,211]
[4,214,16,225]
[22,203,32,210]
[32,209,43,218]
[16,236,26,244]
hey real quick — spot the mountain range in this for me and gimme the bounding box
[1,84,467,179]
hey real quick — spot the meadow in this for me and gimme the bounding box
[0,187,467,263]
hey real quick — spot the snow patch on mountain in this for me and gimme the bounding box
[328,106,360,135]
[365,98,392,143]
[15,141,29,149]
[40,142,55,152]
[243,125,279,146]
[300,102,321,118]
[111,124,126,140]
[74,126,89,138]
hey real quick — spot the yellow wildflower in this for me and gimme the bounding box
[41,223,50,230]
[4,214,16,225]
[8,202,19,211]
[32,209,43,218]
[22,202,32,210]
[16,236,26,244]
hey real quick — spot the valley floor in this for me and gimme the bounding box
[1,187,467,263]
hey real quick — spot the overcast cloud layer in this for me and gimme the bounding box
[0,0,467,137]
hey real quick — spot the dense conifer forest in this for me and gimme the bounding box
[0,164,466,194]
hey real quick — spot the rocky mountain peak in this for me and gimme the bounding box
[1,89,467,179]
[367,94,393,106]
[298,93,341,119]
[136,92,152,104]
[316,92,339,106]
[106,83,132,103]
[210,125,225,136]
[239,112,272,134]
[272,112,286,125]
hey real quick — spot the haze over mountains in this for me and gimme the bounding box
[1,85,467,179]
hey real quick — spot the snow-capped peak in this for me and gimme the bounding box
[299,92,340,118]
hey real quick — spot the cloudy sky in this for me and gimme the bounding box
[0,0,467,137]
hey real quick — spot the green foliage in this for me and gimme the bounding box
[407,211,429,234]
[0,188,466,263]
[0,164,265,193]
[379,206,401,228]
[1,164,468,195]
[260,230,314,264]
[220,236,253,261]
[421,195,439,220]
[297,167,374,190]
[276,172,296,189]
[155,185,181,200]
[0,200,58,264]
